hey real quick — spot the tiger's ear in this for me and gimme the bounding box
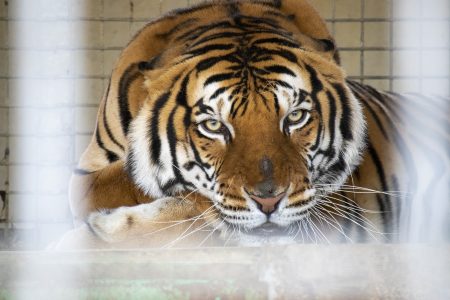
[313,38,341,64]
[111,11,196,84]
[138,58,158,71]
[279,0,340,64]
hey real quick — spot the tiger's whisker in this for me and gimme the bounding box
[309,214,330,244]
[312,207,354,243]
[162,218,218,248]
[315,183,406,197]
[140,209,218,238]
[318,200,382,233]
[319,203,385,240]
[197,219,225,248]
[161,205,221,246]
[323,192,385,213]
[320,194,383,214]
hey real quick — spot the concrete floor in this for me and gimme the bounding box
[0,244,449,299]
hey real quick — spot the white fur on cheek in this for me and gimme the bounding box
[344,91,367,169]
[128,108,164,197]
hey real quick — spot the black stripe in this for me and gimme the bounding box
[304,64,323,94]
[349,81,389,139]
[294,90,309,106]
[367,143,391,234]
[256,47,297,63]
[253,37,300,48]
[181,21,233,42]
[240,101,250,116]
[326,154,345,176]
[324,90,337,157]
[176,74,193,128]
[165,107,195,193]
[361,98,389,140]
[95,128,119,163]
[391,175,401,234]
[176,75,190,107]
[264,65,296,77]
[194,101,215,116]
[187,43,235,56]
[318,39,336,52]
[196,54,240,72]
[349,83,418,235]
[150,92,171,163]
[348,81,416,185]
[188,139,214,181]
[210,86,230,101]
[234,15,283,30]
[156,18,198,39]
[204,72,236,86]
[232,97,250,118]
[189,31,244,48]
[169,2,214,16]
[138,55,161,71]
[167,107,182,183]
[102,81,125,151]
[272,91,280,114]
[305,64,323,152]
[118,63,140,134]
[257,91,271,111]
[333,83,353,141]
[264,10,296,21]
[266,79,293,90]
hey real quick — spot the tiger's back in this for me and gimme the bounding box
[347,81,449,241]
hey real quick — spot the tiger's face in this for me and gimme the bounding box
[188,79,319,230]
[128,31,366,242]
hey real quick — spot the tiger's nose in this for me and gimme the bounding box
[250,192,286,214]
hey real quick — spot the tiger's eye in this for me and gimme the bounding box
[287,110,304,123]
[204,119,222,132]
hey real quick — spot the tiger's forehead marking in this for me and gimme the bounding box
[196,73,309,121]
[192,45,313,120]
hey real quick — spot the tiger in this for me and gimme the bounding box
[61,0,449,248]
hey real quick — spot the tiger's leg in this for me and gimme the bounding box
[69,158,218,247]
[69,160,152,227]
[57,196,217,249]
[87,196,217,247]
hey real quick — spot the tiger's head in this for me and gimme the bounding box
[127,1,366,243]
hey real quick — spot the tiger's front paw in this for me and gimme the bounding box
[87,197,180,243]
[87,209,130,243]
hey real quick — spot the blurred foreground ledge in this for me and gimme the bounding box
[0,244,449,299]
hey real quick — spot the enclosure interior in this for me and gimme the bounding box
[0,0,449,249]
